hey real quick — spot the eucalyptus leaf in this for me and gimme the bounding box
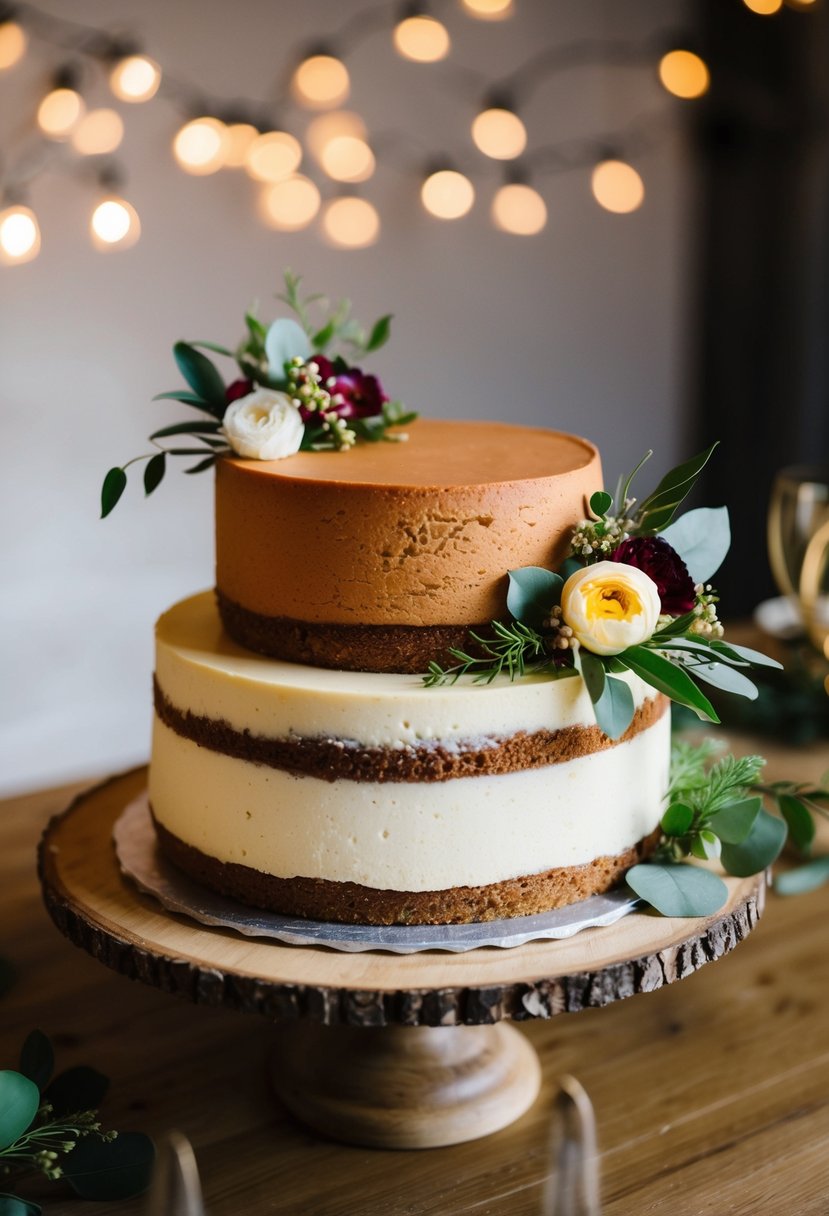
[173,342,226,410]
[264,318,310,374]
[0,1072,39,1151]
[683,661,758,700]
[100,467,127,519]
[661,802,694,835]
[0,1197,41,1215]
[720,808,787,877]
[626,863,728,917]
[778,794,816,853]
[558,557,583,581]
[506,566,562,628]
[63,1132,155,1201]
[660,507,731,583]
[622,646,719,722]
[19,1031,53,1092]
[691,830,722,861]
[589,490,613,518]
[45,1066,108,1117]
[708,796,762,844]
[366,313,393,352]
[579,650,605,704]
[590,674,635,740]
[636,442,719,532]
[775,856,829,896]
[143,453,166,498]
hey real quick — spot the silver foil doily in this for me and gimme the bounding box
[113,795,640,954]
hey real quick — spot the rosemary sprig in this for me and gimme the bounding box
[423,619,563,686]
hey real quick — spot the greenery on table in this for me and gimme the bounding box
[0,1031,154,1212]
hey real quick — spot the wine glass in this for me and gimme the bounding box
[768,466,829,651]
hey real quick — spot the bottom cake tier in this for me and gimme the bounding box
[148,593,671,925]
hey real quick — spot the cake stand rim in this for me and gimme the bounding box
[37,766,767,1028]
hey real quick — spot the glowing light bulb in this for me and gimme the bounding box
[260,175,321,231]
[393,15,451,62]
[491,183,546,235]
[321,196,380,248]
[292,54,349,109]
[173,117,228,175]
[37,88,85,140]
[742,0,783,12]
[71,108,124,155]
[306,111,367,162]
[0,205,41,264]
[90,197,140,250]
[0,20,27,70]
[223,123,259,168]
[245,131,302,182]
[591,159,645,213]
[421,169,475,219]
[658,50,710,99]
[471,107,527,159]
[461,0,513,18]
[109,54,161,102]
[319,135,374,183]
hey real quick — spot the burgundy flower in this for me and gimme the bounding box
[225,378,253,404]
[312,353,387,420]
[611,536,696,616]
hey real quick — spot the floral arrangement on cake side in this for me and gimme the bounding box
[423,444,826,915]
[100,272,416,517]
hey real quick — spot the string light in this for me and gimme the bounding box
[491,182,546,234]
[0,204,41,264]
[291,51,350,109]
[173,117,228,175]
[321,196,380,248]
[591,159,645,213]
[223,122,259,168]
[0,19,26,70]
[109,54,161,102]
[472,105,527,159]
[306,111,367,161]
[461,0,514,19]
[71,108,124,156]
[658,50,710,99]
[392,13,451,62]
[742,0,783,12]
[245,130,302,182]
[90,196,140,251]
[259,174,321,231]
[421,168,475,219]
[318,135,375,183]
[37,84,85,140]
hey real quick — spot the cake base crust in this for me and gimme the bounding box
[153,814,662,926]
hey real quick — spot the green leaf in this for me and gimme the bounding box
[775,856,829,896]
[311,319,336,349]
[45,1066,108,1117]
[683,661,758,700]
[626,863,728,917]
[184,455,218,475]
[615,449,652,515]
[579,650,605,703]
[636,442,719,532]
[187,340,233,356]
[366,313,392,352]
[149,421,221,440]
[264,318,310,373]
[591,673,635,740]
[621,646,719,722]
[18,1031,53,1092]
[143,452,166,498]
[708,640,783,670]
[0,1072,39,1151]
[100,467,127,519]
[245,312,267,346]
[589,490,613,519]
[152,391,218,418]
[662,802,694,835]
[720,808,787,877]
[0,1197,41,1215]
[173,341,227,409]
[63,1132,155,1201]
[506,566,562,628]
[778,794,816,853]
[691,829,722,861]
[708,797,762,844]
[660,506,731,584]
[650,610,698,640]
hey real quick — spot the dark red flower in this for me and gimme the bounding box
[312,353,387,420]
[225,378,253,403]
[611,536,696,616]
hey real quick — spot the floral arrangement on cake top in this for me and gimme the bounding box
[101,272,416,517]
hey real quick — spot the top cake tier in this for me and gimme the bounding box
[215,419,601,672]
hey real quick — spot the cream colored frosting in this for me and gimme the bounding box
[156,592,657,749]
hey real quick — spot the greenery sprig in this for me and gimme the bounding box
[0,1031,154,1212]
[424,618,572,687]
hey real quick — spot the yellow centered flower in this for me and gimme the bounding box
[561,560,661,656]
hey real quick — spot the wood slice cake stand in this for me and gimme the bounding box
[39,768,766,1150]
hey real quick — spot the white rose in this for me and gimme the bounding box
[222,389,304,461]
[560,560,661,656]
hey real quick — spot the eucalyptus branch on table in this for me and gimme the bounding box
[0,1031,154,1214]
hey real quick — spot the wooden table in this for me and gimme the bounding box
[3,734,829,1216]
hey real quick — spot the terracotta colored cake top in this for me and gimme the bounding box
[215,419,602,630]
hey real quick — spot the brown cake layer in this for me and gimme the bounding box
[153,814,662,926]
[154,678,668,782]
[216,591,488,673]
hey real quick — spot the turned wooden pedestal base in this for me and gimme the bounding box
[270,1022,541,1149]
